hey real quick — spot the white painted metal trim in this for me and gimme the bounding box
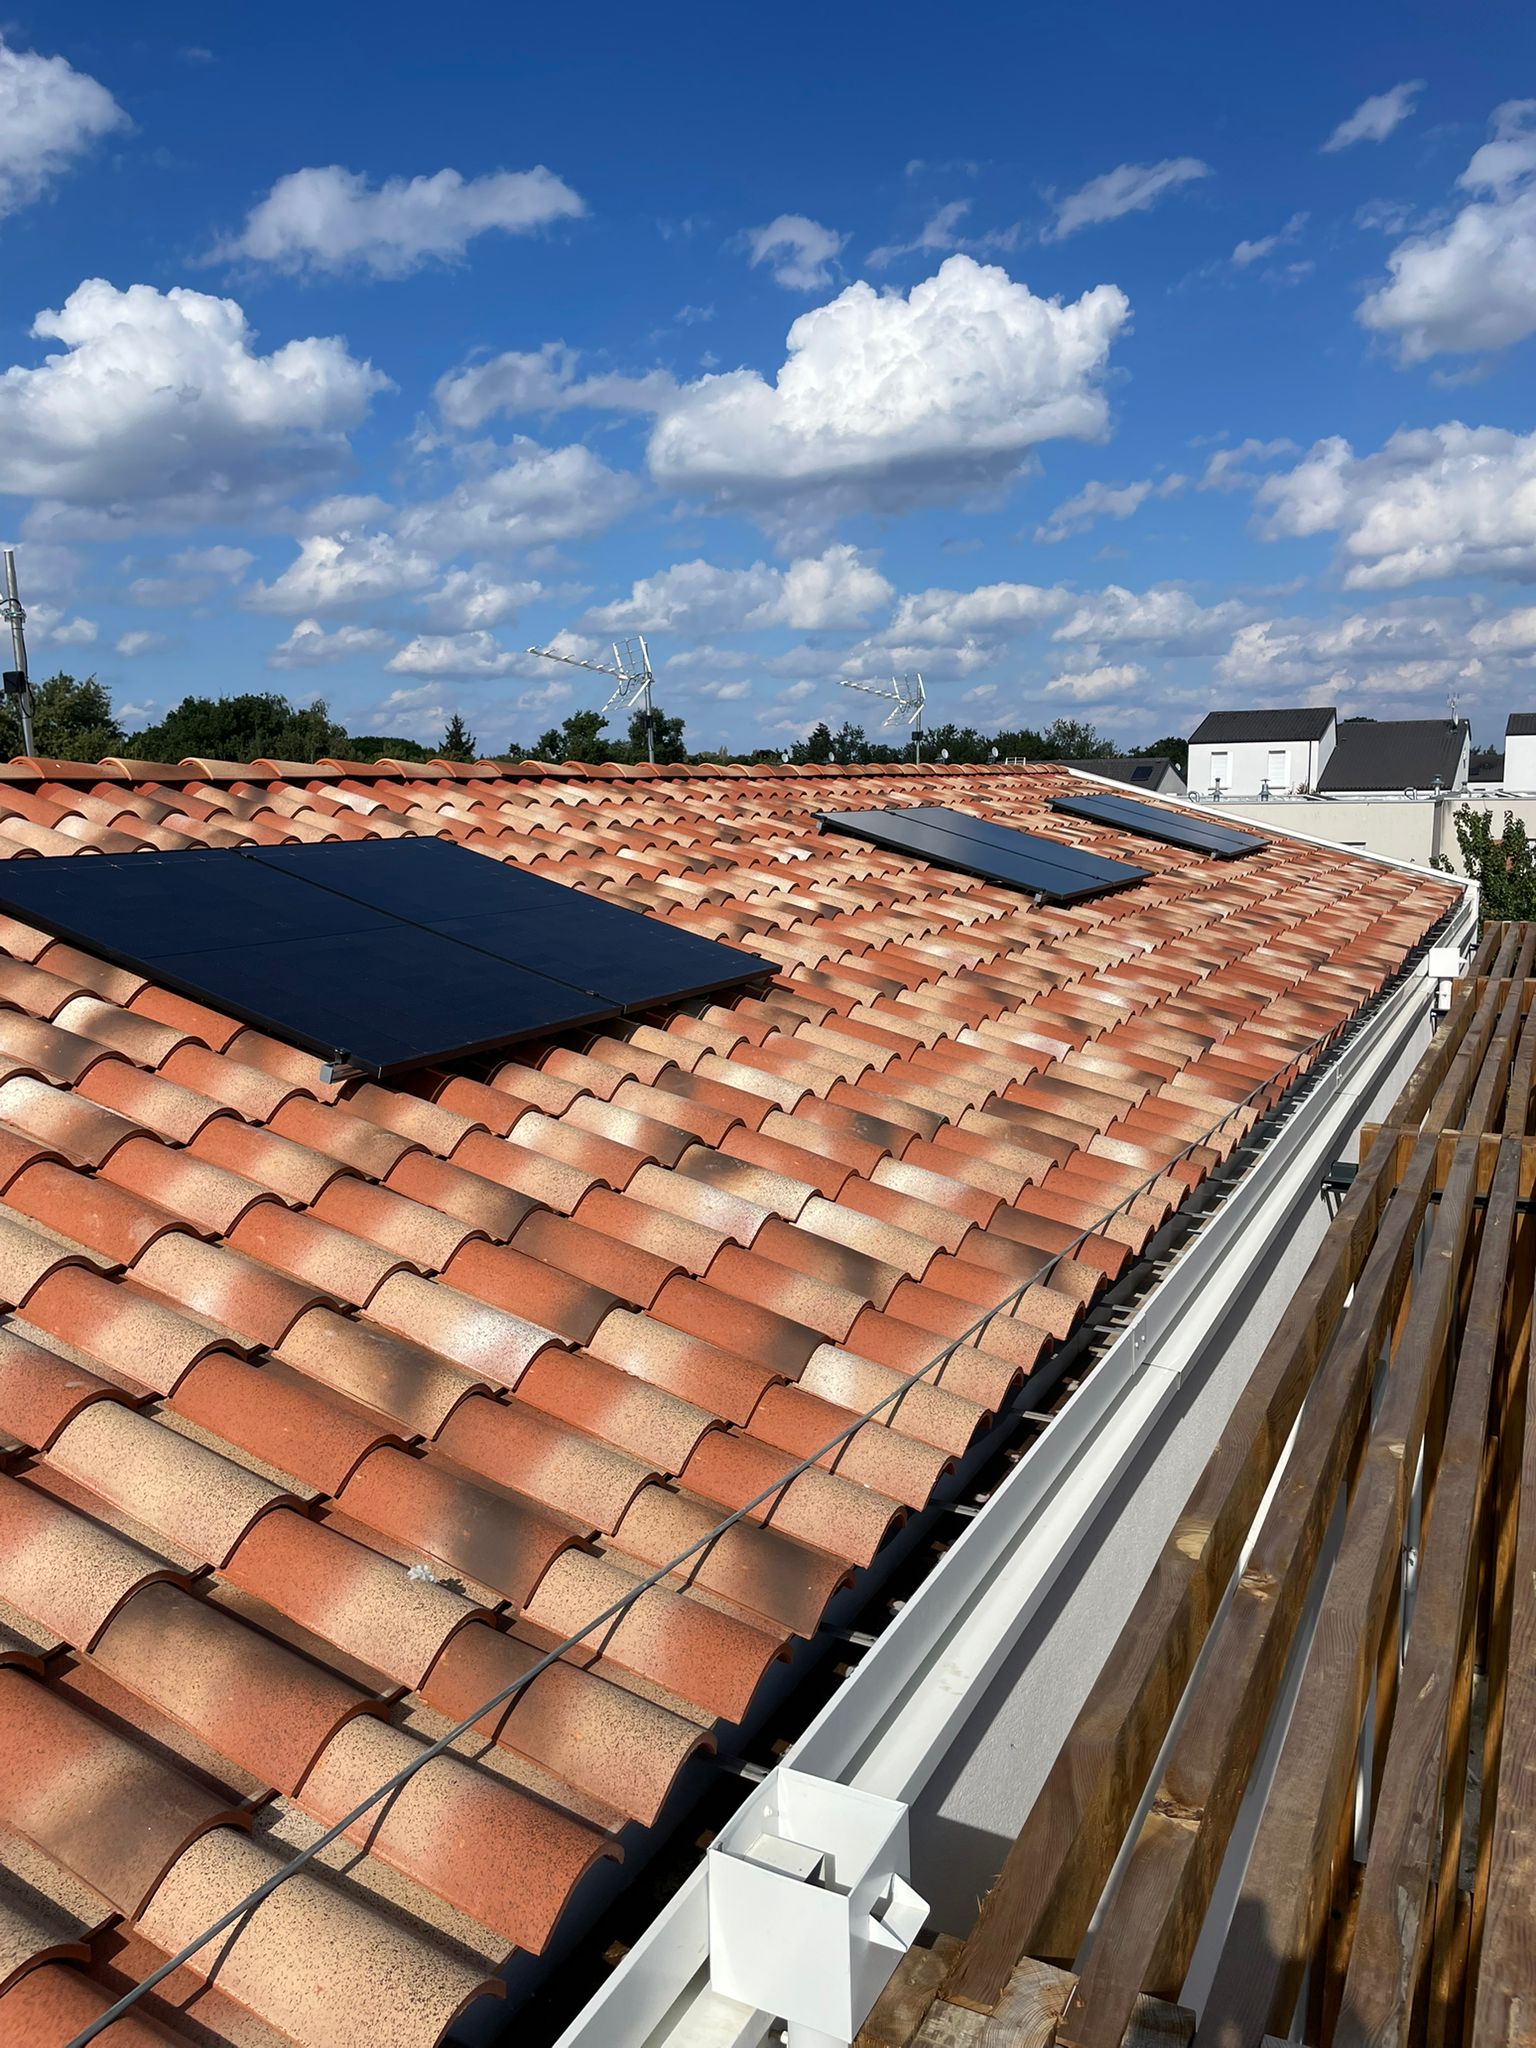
[556,892,1475,2048]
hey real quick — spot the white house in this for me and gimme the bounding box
[1506,713,1536,788]
[1187,707,1337,797]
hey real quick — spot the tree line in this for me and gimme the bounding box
[2,673,1190,777]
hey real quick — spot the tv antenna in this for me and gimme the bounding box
[0,550,35,758]
[527,635,657,763]
[838,671,926,763]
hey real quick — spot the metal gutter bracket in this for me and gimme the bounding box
[707,1769,927,2047]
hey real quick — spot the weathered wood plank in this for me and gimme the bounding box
[1467,1326,1536,2048]
[945,964,1501,2019]
[1335,1129,1525,2048]
[1195,1117,1491,2048]
[859,1935,964,2048]
[1055,1125,1445,2048]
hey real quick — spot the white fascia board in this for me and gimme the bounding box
[556,888,1475,2048]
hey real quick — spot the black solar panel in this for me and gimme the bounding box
[817,805,1148,903]
[0,839,772,1077]
[1049,789,1269,859]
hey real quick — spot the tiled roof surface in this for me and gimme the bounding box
[0,754,1457,2046]
[1317,718,1470,793]
[1187,707,1336,745]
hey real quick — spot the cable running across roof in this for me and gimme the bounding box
[64,1026,1356,2048]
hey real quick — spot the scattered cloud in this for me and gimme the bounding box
[398,438,642,557]
[1045,157,1210,240]
[586,543,892,635]
[1357,100,1536,361]
[214,163,584,277]
[246,528,437,614]
[269,618,396,667]
[0,280,387,528]
[417,566,541,630]
[647,255,1130,518]
[115,629,167,658]
[0,35,126,220]
[386,630,521,677]
[1050,583,1247,652]
[745,214,847,291]
[1035,473,1185,543]
[29,604,97,646]
[867,198,1018,269]
[434,343,674,430]
[1232,211,1308,267]
[1321,81,1424,153]
[1198,437,1299,490]
[1044,662,1146,701]
[1259,423,1536,586]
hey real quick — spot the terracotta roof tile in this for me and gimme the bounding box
[0,755,1458,2031]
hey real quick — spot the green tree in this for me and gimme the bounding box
[347,734,431,763]
[1041,716,1115,760]
[534,707,611,763]
[0,672,125,762]
[830,721,868,765]
[1132,734,1188,776]
[1436,807,1536,923]
[626,701,688,763]
[127,692,349,764]
[438,713,477,762]
[793,721,834,766]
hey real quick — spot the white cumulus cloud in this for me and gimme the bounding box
[1259,424,1536,586]
[387,630,520,678]
[215,163,584,277]
[0,36,125,219]
[1232,212,1308,267]
[115,629,166,658]
[1045,158,1210,240]
[0,280,387,527]
[647,255,1130,517]
[400,439,641,557]
[1357,101,1536,361]
[270,619,396,668]
[586,544,891,635]
[246,529,438,614]
[1051,584,1245,651]
[1322,81,1424,152]
[434,343,673,430]
[1044,662,1146,701]
[745,215,847,291]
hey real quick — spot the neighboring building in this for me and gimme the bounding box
[1506,712,1536,788]
[1317,716,1470,795]
[1187,707,1337,797]
[0,752,1469,2048]
[1072,752,1186,795]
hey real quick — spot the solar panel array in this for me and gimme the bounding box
[817,804,1149,903]
[1049,788,1269,859]
[0,839,773,1076]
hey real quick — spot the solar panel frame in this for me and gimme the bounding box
[0,840,773,1077]
[817,805,1149,904]
[1048,788,1269,859]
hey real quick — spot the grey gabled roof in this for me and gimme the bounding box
[1077,755,1185,791]
[1188,707,1337,745]
[1506,713,1536,737]
[1317,719,1470,793]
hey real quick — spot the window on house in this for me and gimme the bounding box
[1210,751,1230,790]
[1267,748,1289,787]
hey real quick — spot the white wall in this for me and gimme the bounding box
[1506,732,1536,787]
[1187,729,1330,798]
[1213,790,1536,875]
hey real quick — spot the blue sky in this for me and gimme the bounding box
[5,2,1536,755]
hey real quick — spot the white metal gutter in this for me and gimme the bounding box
[556,885,1477,2048]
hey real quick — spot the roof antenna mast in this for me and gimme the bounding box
[0,549,36,760]
[527,635,658,763]
[837,672,926,764]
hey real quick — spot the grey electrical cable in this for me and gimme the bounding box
[65,1030,1336,2046]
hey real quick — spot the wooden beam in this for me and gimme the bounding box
[1335,1128,1526,2048]
[1195,1118,1492,2048]
[944,964,1500,2017]
[1467,1319,1536,2048]
[1054,1125,1444,2048]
